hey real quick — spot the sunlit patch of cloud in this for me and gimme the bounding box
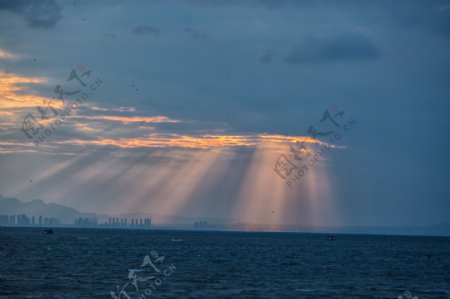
[46,133,334,150]
[0,71,56,109]
[0,49,19,60]
[71,115,179,124]
[88,105,137,113]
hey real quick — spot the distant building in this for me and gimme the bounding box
[0,214,60,227]
[43,217,60,226]
[0,215,8,225]
[18,214,30,226]
[74,217,98,227]
[194,221,208,229]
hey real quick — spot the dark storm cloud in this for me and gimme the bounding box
[132,25,160,37]
[285,32,381,64]
[0,0,62,28]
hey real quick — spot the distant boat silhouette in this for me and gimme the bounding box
[44,229,53,234]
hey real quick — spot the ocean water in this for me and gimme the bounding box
[0,228,449,299]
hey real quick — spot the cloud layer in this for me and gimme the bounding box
[0,0,62,28]
[0,0,449,227]
[285,33,381,64]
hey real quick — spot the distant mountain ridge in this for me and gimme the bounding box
[0,194,101,223]
[0,194,211,225]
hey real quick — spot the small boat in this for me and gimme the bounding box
[44,229,53,234]
[325,235,335,241]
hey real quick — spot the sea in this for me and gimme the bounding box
[0,227,449,299]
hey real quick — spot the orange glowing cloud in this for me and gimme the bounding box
[57,135,250,149]
[0,49,19,60]
[259,134,331,146]
[72,115,179,124]
[0,71,60,109]
[89,105,136,112]
[52,134,326,150]
[0,111,14,116]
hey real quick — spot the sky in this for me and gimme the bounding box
[0,0,449,228]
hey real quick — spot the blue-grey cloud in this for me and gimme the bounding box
[285,33,381,64]
[182,0,303,9]
[185,27,209,42]
[102,33,117,40]
[0,0,62,28]
[132,25,160,37]
[259,50,275,64]
[433,5,450,38]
